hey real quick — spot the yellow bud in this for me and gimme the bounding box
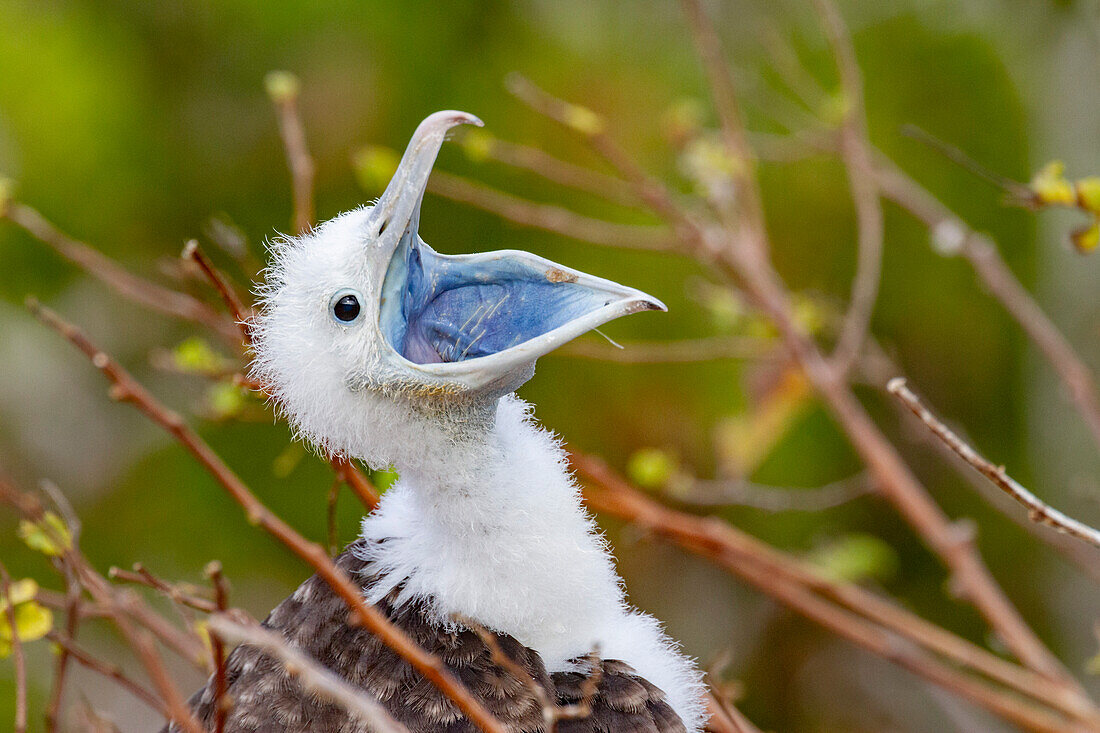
[627,448,678,489]
[563,103,605,137]
[459,128,495,163]
[821,92,852,127]
[352,145,401,195]
[1030,160,1076,206]
[263,71,300,104]
[1071,221,1100,254]
[661,99,705,145]
[1076,177,1100,215]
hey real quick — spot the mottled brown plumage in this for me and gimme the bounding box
[164,541,686,733]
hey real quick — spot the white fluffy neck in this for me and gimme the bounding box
[355,395,705,731]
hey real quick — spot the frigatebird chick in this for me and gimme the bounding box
[169,112,705,733]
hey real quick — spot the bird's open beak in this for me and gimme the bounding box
[372,111,666,395]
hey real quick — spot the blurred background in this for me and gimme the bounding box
[1,1,1099,730]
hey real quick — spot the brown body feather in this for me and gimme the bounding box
[163,541,686,733]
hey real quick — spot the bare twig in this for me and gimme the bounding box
[813,0,885,378]
[205,562,230,733]
[0,561,28,733]
[679,0,768,254]
[2,202,239,341]
[46,631,166,716]
[41,481,84,733]
[25,299,507,733]
[426,171,673,251]
[462,132,641,207]
[556,336,774,364]
[182,241,254,341]
[207,615,410,733]
[266,72,316,236]
[705,690,762,733]
[326,476,342,557]
[889,378,1100,549]
[109,566,217,614]
[674,472,873,511]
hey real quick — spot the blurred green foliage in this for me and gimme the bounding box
[1,1,1098,731]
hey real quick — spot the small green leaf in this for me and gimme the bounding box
[627,448,678,489]
[806,533,898,584]
[0,579,53,658]
[272,442,305,478]
[207,382,248,419]
[173,337,224,373]
[17,513,72,557]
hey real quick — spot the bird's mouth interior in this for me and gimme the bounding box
[378,236,647,366]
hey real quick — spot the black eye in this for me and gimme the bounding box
[332,294,361,322]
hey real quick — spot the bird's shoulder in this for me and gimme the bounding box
[171,539,686,733]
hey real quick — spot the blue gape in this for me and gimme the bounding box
[379,234,618,365]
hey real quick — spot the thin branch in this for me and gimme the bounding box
[205,562,230,733]
[861,339,1100,584]
[1,202,238,342]
[426,171,673,251]
[182,241,254,341]
[25,299,507,733]
[41,480,84,733]
[889,378,1100,549]
[0,561,28,733]
[463,132,641,208]
[326,476,342,557]
[705,690,762,733]
[266,72,316,236]
[813,0,885,378]
[555,336,774,364]
[46,631,166,716]
[110,565,216,614]
[679,0,768,254]
[207,615,410,733]
[674,472,873,511]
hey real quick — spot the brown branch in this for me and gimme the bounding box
[182,241,254,341]
[109,566,217,614]
[889,378,1100,550]
[678,0,768,254]
[426,171,673,251]
[861,340,1100,584]
[872,160,1100,453]
[571,452,1100,731]
[25,299,507,733]
[46,631,167,716]
[673,472,873,511]
[331,456,380,512]
[266,71,316,236]
[0,561,28,733]
[205,562,230,733]
[813,0,885,378]
[42,480,84,733]
[705,690,762,733]
[207,615,410,733]
[463,132,641,208]
[2,202,238,342]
